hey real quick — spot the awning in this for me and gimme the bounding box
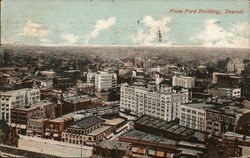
[11,123,17,127]
[137,148,146,154]
[132,147,139,152]
[26,130,33,133]
[148,149,156,155]
[156,151,165,157]
[19,125,26,129]
[166,153,174,158]
[53,133,59,137]
[45,132,51,136]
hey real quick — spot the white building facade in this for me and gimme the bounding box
[180,103,214,131]
[172,76,195,88]
[227,58,245,74]
[225,88,241,98]
[87,72,117,92]
[120,84,189,121]
[0,88,40,123]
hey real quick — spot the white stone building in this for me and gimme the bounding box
[172,76,195,88]
[180,103,215,131]
[120,84,189,121]
[0,88,40,123]
[227,58,245,74]
[87,72,117,92]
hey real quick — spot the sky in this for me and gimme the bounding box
[1,0,250,48]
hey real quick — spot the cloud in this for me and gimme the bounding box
[39,38,50,44]
[132,16,172,46]
[20,19,49,38]
[232,22,250,37]
[61,33,80,44]
[193,19,250,48]
[85,17,116,44]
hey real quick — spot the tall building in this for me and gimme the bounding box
[87,72,96,86]
[180,103,215,131]
[120,84,189,121]
[212,72,242,88]
[227,58,245,74]
[0,88,40,123]
[206,106,250,137]
[53,77,74,90]
[172,76,195,88]
[87,71,117,92]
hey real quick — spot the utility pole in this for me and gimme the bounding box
[80,143,82,158]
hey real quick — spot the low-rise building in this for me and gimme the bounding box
[11,100,55,135]
[221,132,250,157]
[56,95,102,117]
[208,88,241,98]
[94,140,131,158]
[61,116,112,146]
[134,115,206,143]
[26,116,46,137]
[43,116,74,140]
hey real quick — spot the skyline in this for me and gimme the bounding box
[1,0,250,48]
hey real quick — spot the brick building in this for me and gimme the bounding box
[61,116,112,146]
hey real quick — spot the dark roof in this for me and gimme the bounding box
[75,116,104,129]
[135,115,206,142]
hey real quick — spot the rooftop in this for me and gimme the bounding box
[0,88,39,96]
[104,118,126,126]
[52,112,85,122]
[74,116,104,130]
[210,105,250,116]
[182,103,215,109]
[98,140,130,151]
[63,95,92,103]
[224,132,250,141]
[120,129,177,146]
[14,100,52,111]
[88,125,110,136]
[135,115,205,141]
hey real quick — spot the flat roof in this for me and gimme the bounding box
[0,88,39,96]
[104,118,126,126]
[121,130,177,146]
[63,95,91,103]
[14,100,52,111]
[53,113,84,122]
[217,106,250,115]
[88,125,110,136]
[182,103,215,109]
[177,147,204,156]
[74,116,104,130]
[136,115,205,141]
[98,140,130,151]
